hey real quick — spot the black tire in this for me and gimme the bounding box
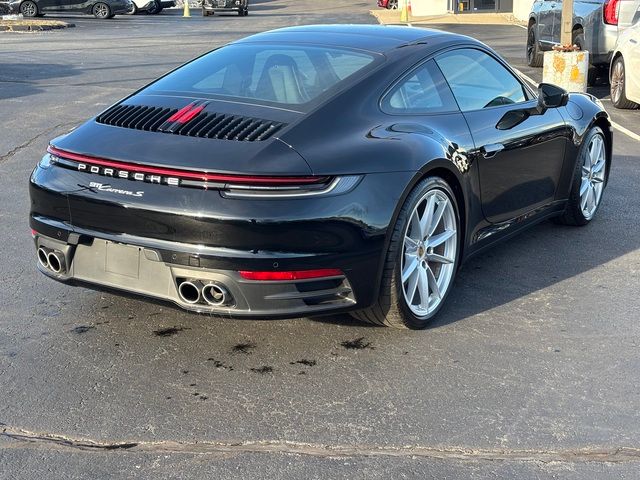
[20,0,38,17]
[554,126,608,226]
[93,2,112,18]
[572,30,598,87]
[128,2,138,14]
[388,0,398,9]
[526,24,544,67]
[351,177,461,329]
[148,0,160,13]
[610,56,638,109]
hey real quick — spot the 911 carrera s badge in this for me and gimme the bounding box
[88,181,144,198]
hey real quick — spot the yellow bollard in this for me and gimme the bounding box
[183,0,190,17]
[400,0,408,23]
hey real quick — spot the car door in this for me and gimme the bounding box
[627,23,640,101]
[549,0,564,44]
[538,0,560,44]
[435,48,569,224]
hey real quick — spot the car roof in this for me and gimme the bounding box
[232,24,473,55]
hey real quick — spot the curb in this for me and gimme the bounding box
[0,22,74,32]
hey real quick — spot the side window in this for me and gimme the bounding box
[435,48,529,112]
[381,60,458,114]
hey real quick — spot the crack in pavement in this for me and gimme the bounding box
[0,121,79,164]
[2,426,640,463]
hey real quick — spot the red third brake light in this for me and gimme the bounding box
[603,0,619,25]
[239,269,344,281]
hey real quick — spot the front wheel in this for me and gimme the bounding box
[526,24,543,67]
[555,127,608,226]
[351,177,460,329]
[20,0,38,17]
[93,2,112,18]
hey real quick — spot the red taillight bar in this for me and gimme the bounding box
[239,269,344,281]
[603,0,619,25]
[47,145,328,186]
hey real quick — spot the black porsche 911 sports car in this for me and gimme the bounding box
[29,25,612,329]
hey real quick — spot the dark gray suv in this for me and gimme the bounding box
[527,0,620,83]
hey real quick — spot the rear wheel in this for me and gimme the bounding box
[610,56,638,109]
[20,0,38,17]
[351,177,460,329]
[555,126,608,226]
[93,2,112,18]
[526,24,544,67]
[148,0,160,13]
[388,0,398,8]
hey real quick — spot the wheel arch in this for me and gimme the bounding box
[592,115,613,184]
[373,160,468,302]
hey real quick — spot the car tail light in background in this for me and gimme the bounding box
[603,0,620,25]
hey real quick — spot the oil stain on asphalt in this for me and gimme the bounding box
[232,342,256,354]
[250,366,273,374]
[341,337,373,350]
[71,325,94,334]
[290,359,317,367]
[153,326,190,337]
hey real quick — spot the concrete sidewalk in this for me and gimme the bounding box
[371,8,526,26]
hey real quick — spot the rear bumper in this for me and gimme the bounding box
[202,0,245,12]
[32,220,358,318]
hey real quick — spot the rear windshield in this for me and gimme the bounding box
[146,43,378,109]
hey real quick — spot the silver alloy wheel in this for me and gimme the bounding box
[580,133,606,220]
[611,59,624,104]
[21,1,37,16]
[94,3,109,17]
[401,188,457,317]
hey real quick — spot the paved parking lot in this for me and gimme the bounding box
[1,3,640,478]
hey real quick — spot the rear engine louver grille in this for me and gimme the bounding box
[95,104,286,141]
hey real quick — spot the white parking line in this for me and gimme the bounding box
[610,121,640,142]
[514,24,528,29]
[513,68,640,142]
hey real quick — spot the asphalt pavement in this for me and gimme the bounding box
[1,3,640,478]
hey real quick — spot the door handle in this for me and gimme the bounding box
[630,39,638,44]
[481,143,504,158]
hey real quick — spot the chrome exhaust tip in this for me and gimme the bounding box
[47,251,66,274]
[202,283,229,306]
[37,247,50,269]
[178,281,201,304]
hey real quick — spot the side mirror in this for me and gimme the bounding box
[537,83,569,112]
[496,83,569,130]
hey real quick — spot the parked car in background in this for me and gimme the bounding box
[202,0,247,16]
[129,0,173,14]
[378,0,398,8]
[617,0,640,31]
[527,0,621,84]
[610,19,640,108]
[1,0,132,18]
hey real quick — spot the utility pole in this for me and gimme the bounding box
[560,0,574,46]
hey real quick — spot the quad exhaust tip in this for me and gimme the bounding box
[178,281,201,304]
[37,247,67,274]
[177,280,232,307]
[202,283,228,306]
[47,251,65,274]
[37,247,50,269]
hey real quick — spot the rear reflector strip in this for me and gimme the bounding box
[239,269,344,281]
[47,145,329,187]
